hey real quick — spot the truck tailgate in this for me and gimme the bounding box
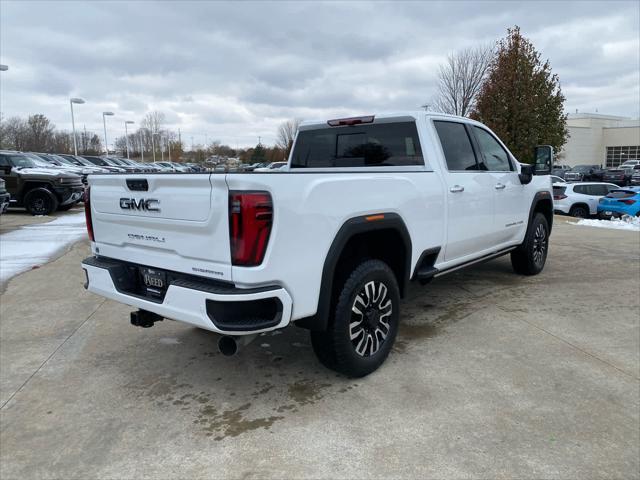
[89,174,232,281]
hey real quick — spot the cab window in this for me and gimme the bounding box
[433,121,479,171]
[472,127,513,172]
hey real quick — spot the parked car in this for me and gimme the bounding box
[81,155,127,173]
[82,112,555,377]
[553,182,619,217]
[0,178,10,214]
[597,187,640,218]
[551,165,572,179]
[0,151,84,215]
[564,164,605,182]
[254,161,287,172]
[620,160,640,170]
[550,175,565,184]
[630,166,640,186]
[602,167,632,186]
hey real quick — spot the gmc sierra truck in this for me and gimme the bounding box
[82,112,554,377]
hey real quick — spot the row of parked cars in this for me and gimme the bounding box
[552,160,640,186]
[0,150,208,216]
[553,182,640,219]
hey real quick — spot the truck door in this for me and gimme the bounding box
[470,126,528,245]
[433,120,495,262]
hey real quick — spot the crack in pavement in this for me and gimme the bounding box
[0,297,107,410]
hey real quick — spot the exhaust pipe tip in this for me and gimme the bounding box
[218,336,238,356]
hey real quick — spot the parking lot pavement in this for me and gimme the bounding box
[1,218,638,479]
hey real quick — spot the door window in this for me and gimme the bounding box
[473,127,513,172]
[433,121,479,171]
[0,155,9,167]
[573,185,589,195]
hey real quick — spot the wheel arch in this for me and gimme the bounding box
[529,191,554,232]
[295,213,412,331]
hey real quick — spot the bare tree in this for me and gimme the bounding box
[140,111,166,134]
[432,45,493,117]
[0,116,29,150]
[276,118,301,158]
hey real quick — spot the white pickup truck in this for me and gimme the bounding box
[82,112,554,377]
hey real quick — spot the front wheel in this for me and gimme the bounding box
[310,259,400,377]
[25,189,58,216]
[511,213,549,276]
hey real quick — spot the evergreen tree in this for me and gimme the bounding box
[472,26,567,164]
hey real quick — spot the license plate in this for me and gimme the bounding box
[141,268,166,289]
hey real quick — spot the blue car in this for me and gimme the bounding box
[597,186,640,218]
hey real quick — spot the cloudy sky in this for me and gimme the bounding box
[1,0,639,148]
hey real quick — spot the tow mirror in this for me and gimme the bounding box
[533,145,553,175]
[519,164,533,184]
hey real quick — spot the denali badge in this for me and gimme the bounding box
[120,198,160,212]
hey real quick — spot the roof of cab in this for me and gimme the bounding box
[298,111,480,130]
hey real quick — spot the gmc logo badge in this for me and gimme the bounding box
[120,198,160,212]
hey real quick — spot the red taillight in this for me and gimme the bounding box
[553,194,567,200]
[229,191,272,266]
[619,199,636,205]
[327,115,375,126]
[84,186,94,242]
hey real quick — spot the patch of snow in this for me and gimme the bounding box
[573,215,640,232]
[0,213,87,283]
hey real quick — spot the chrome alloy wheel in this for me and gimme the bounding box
[350,280,392,357]
[532,223,547,266]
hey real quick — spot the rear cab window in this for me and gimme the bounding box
[433,121,479,171]
[290,121,424,168]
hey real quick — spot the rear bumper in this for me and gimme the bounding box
[81,256,293,335]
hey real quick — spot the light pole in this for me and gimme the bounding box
[139,130,145,163]
[102,111,114,155]
[160,135,165,162]
[124,120,134,159]
[151,132,158,162]
[167,136,172,161]
[69,97,85,156]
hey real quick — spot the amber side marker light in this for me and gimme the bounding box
[365,214,385,222]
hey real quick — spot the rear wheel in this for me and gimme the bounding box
[25,189,58,216]
[310,259,400,377]
[511,213,549,276]
[569,205,588,218]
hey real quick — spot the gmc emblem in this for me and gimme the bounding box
[120,198,160,212]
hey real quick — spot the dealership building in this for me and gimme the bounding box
[561,113,640,168]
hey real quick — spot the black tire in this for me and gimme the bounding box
[25,188,58,216]
[569,205,589,218]
[511,213,549,276]
[310,259,400,378]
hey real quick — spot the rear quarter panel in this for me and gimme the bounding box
[225,171,445,320]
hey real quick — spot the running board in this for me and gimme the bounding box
[433,247,516,278]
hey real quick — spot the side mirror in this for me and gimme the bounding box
[533,145,553,175]
[519,164,533,184]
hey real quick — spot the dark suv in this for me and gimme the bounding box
[564,164,605,182]
[0,151,84,215]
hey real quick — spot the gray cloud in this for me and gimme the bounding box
[1,0,638,147]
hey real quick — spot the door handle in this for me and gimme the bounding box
[494,183,506,190]
[449,185,464,193]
